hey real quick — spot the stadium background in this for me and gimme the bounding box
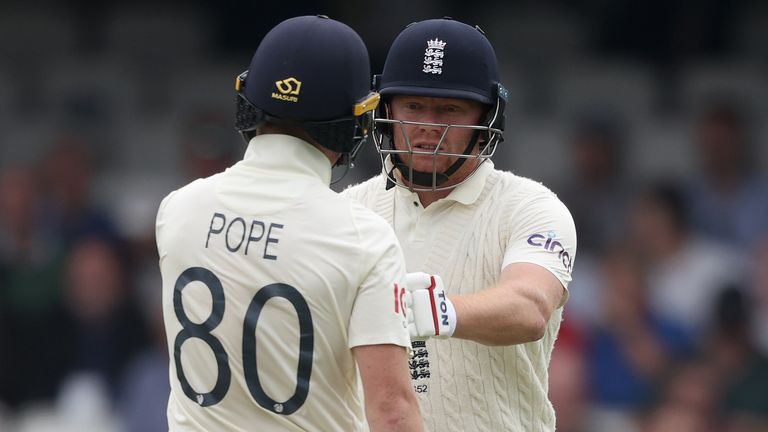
[1,0,767,431]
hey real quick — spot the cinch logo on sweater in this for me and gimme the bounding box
[526,231,573,273]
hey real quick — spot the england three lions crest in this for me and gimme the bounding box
[423,38,446,75]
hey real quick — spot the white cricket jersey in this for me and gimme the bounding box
[156,135,410,431]
[393,162,492,271]
[393,162,574,290]
[343,162,577,431]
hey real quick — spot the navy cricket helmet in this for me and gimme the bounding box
[372,18,508,190]
[235,15,380,165]
[378,18,505,105]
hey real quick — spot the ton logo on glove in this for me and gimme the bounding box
[405,272,457,339]
[437,291,449,326]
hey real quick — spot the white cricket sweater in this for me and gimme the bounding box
[343,168,576,432]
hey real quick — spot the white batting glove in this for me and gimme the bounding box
[405,272,457,339]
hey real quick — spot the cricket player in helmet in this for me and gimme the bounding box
[158,15,423,432]
[372,18,508,191]
[343,18,577,431]
[234,15,380,168]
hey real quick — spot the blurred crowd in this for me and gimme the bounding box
[549,101,768,432]
[1,1,768,431]
[0,133,230,432]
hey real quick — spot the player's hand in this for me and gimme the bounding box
[404,272,456,339]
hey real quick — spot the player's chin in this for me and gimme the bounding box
[405,155,453,173]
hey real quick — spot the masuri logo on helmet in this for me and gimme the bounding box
[233,15,380,168]
[272,77,302,102]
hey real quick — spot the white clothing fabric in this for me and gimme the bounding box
[343,163,577,431]
[157,135,410,431]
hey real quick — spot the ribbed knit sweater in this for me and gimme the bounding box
[343,169,575,431]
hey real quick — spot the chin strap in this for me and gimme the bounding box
[385,130,481,190]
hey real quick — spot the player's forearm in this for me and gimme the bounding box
[451,285,551,346]
[356,344,423,431]
[365,395,424,432]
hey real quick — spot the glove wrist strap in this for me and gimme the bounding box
[443,297,457,338]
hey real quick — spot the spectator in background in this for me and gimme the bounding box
[557,111,632,327]
[58,237,150,403]
[0,166,64,317]
[642,360,720,432]
[707,288,768,431]
[117,296,169,432]
[0,165,68,408]
[585,248,693,431]
[687,102,768,252]
[179,110,239,181]
[753,239,768,355]
[39,134,118,247]
[628,181,746,339]
[558,111,631,254]
[645,288,768,432]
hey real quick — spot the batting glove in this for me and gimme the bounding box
[405,272,457,339]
